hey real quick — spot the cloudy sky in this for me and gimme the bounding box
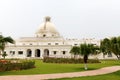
[0,0,120,39]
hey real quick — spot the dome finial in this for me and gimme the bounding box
[45,16,51,22]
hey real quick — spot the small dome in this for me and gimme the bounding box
[36,16,60,37]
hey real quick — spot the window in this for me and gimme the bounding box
[10,51,12,53]
[10,51,15,55]
[43,34,46,37]
[55,43,59,45]
[74,44,78,46]
[53,51,57,55]
[48,43,51,45]
[29,43,32,45]
[12,51,15,55]
[18,51,23,55]
[108,52,112,57]
[63,51,66,55]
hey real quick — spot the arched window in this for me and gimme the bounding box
[63,51,66,55]
[27,49,32,57]
[44,49,49,57]
[35,49,41,57]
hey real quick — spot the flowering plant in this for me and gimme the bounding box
[0,60,9,64]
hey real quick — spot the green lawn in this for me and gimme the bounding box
[0,60,119,76]
[52,70,120,80]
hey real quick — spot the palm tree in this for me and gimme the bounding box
[70,46,80,59]
[101,37,120,60]
[0,35,15,59]
[79,43,99,70]
[117,37,120,59]
[110,37,120,59]
[100,38,111,58]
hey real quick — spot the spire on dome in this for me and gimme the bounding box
[45,16,51,22]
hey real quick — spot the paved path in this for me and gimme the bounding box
[0,66,120,80]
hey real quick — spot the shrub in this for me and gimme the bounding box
[0,59,35,72]
[43,57,100,64]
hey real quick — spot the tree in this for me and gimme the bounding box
[2,52,7,59]
[70,46,80,59]
[110,37,120,59]
[101,37,120,60]
[0,35,15,59]
[100,38,111,58]
[79,43,99,70]
[117,37,120,59]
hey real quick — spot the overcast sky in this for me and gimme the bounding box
[0,0,120,39]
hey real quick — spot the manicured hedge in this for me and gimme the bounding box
[0,60,35,71]
[43,57,100,63]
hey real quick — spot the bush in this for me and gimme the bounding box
[0,59,35,72]
[43,57,100,64]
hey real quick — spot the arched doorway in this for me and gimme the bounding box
[27,49,32,57]
[44,49,49,57]
[35,49,41,57]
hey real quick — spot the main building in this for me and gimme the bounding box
[4,17,116,59]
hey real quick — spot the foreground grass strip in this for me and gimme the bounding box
[52,70,120,80]
[0,66,120,80]
[0,60,119,76]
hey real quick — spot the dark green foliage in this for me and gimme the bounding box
[70,44,100,70]
[2,52,7,59]
[0,60,35,71]
[100,38,112,58]
[20,60,35,69]
[110,37,120,59]
[43,57,100,64]
[70,46,80,58]
[70,44,99,64]
[79,43,99,63]
[100,36,120,59]
[0,35,14,59]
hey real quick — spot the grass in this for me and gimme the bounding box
[0,60,119,76]
[52,70,120,80]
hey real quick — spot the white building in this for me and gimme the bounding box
[4,16,117,59]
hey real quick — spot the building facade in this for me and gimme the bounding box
[3,16,117,59]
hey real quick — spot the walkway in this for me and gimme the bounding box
[0,66,120,80]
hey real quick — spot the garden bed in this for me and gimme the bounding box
[43,57,100,63]
[0,59,35,71]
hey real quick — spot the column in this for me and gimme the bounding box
[40,49,44,59]
[31,49,35,58]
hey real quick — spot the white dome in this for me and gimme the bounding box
[36,22,59,34]
[35,16,60,37]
